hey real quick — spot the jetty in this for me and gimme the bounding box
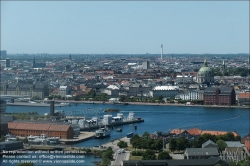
[81,118,144,131]
[60,132,95,144]
[7,102,63,107]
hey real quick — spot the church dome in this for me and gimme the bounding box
[197,59,214,76]
[198,67,213,76]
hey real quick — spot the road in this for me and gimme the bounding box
[100,137,131,166]
[112,150,130,166]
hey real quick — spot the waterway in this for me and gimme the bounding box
[4,104,249,165]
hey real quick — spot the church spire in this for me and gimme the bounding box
[204,56,208,67]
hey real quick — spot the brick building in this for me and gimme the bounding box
[238,92,250,106]
[8,122,74,139]
[203,87,236,105]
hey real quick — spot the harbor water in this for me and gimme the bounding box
[4,103,249,165]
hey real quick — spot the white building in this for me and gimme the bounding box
[179,90,199,101]
[58,86,70,97]
[149,86,179,98]
[104,85,119,96]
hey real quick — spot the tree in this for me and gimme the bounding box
[158,95,163,101]
[176,137,190,151]
[131,134,140,145]
[0,135,5,142]
[117,140,128,148]
[142,132,150,139]
[23,137,28,144]
[88,89,96,98]
[216,140,227,152]
[169,138,177,152]
[155,138,163,151]
[158,151,172,160]
[119,95,126,102]
[222,132,236,141]
[100,157,110,166]
[142,149,156,160]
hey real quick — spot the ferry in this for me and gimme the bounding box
[59,102,70,106]
[95,126,111,138]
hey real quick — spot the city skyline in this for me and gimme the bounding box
[1,1,249,54]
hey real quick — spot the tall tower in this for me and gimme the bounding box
[161,44,163,60]
[5,58,10,68]
[69,54,72,61]
[33,56,36,68]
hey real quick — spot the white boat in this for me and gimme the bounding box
[28,134,60,144]
[5,134,17,141]
[95,126,111,138]
[27,135,44,143]
[47,137,60,144]
[59,102,70,106]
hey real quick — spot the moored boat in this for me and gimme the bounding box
[104,108,120,112]
[59,102,70,106]
[95,126,111,138]
[116,128,122,132]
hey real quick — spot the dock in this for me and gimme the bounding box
[60,132,95,144]
[7,102,63,107]
[81,119,144,131]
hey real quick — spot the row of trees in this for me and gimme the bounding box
[11,112,49,120]
[132,150,172,160]
[169,132,241,153]
[99,147,113,166]
[212,67,249,77]
[117,140,128,148]
[130,133,163,151]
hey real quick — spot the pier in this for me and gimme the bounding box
[7,102,63,107]
[60,132,95,144]
[80,118,144,131]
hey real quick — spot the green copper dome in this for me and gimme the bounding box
[197,59,214,76]
[198,67,213,76]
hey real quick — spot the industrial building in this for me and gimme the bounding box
[8,122,74,139]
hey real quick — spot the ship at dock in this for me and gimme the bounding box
[27,134,60,145]
[66,112,144,131]
[94,126,111,138]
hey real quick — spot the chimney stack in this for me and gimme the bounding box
[50,101,55,116]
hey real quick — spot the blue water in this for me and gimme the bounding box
[5,104,249,165]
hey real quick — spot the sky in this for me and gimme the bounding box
[1,1,249,54]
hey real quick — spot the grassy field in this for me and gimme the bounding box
[129,155,143,160]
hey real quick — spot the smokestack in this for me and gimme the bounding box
[161,44,163,60]
[50,101,55,116]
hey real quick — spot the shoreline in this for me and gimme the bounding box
[52,100,250,109]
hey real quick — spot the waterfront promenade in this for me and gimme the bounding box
[53,100,249,109]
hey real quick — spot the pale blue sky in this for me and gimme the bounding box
[1,1,249,54]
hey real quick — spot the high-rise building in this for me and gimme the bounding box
[161,44,163,60]
[142,61,150,69]
[5,58,10,68]
[0,50,7,60]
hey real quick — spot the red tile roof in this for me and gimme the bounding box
[170,129,186,135]
[187,128,202,135]
[245,140,250,152]
[8,122,71,132]
[238,93,250,99]
[170,127,239,137]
